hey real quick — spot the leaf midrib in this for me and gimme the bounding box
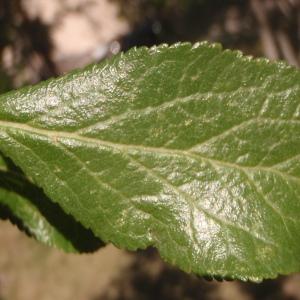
[0,120,282,250]
[0,119,299,185]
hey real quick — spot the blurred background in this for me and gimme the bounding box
[0,0,300,299]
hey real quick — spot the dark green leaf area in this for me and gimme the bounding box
[0,43,299,281]
[0,153,102,253]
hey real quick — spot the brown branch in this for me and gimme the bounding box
[251,0,279,60]
[276,30,299,67]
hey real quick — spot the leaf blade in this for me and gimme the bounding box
[0,42,299,281]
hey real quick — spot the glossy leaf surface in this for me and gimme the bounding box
[0,43,299,281]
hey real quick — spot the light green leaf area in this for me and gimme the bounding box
[0,152,102,253]
[0,42,299,281]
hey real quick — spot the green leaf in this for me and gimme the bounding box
[0,152,102,252]
[0,42,299,281]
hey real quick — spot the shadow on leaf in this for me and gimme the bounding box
[0,154,103,253]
